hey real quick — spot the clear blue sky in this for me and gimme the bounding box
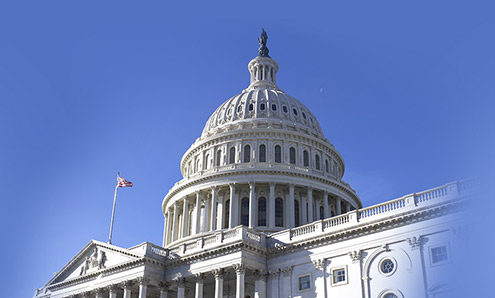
[1,1,494,297]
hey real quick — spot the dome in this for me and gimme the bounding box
[200,58,325,140]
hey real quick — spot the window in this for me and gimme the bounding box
[294,200,300,227]
[271,103,277,111]
[325,159,329,173]
[237,105,242,113]
[260,103,266,110]
[243,145,251,163]
[383,294,398,298]
[205,154,209,170]
[381,259,395,274]
[248,103,254,111]
[282,105,288,113]
[431,245,449,265]
[241,198,249,226]
[299,275,311,290]
[289,147,296,164]
[227,108,232,116]
[259,144,266,162]
[229,147,236,164]
[332,268,346,284]
[258,197,266,226]
[303,150,309,167]
[315,154,320,170]
[320,206,324,220]
[224,200,230,228]
[302,112,307,119]
[216,150,221,166]
[274,145,282,163]
[293,108,298,116]
[275,198,284,227]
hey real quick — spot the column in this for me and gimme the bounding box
[194,191,201,234]
[229,184,236,228]
[176,278,186,298]
[233,264,246,298]
[336,197,342,215]
[307,187,313,223]
[217,195,224,230]
[254,270,267,298]
[345,202,351,212]
[212,268,224,298]
[122,280,133,298]
[268,182,275,228]
[182,198,189,237]
[288,184,295,228]
[249,182,256,228]
[94,288,103,298]
[312,259,327,298]
[163,212,169,246]
[323,191,330,219]
[268,270,280,298]
[195,273,204,298]
[316,199,321,220]
[281,267,293,298]
[138,277,149,298]
[210,186,218,231]
[108,285,118,298]
[159,282,169,298]
[204,196,211,232]
[172,203,179,241]
[302,196,307,225]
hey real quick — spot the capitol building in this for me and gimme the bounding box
[34,31,469,298]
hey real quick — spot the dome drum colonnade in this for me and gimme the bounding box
[162,29,362,248]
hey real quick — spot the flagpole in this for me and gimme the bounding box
[108,173,120,244]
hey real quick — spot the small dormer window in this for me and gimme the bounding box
[237,105,243,113]
[283,105,288,113]
[302,112,307,119]
[227,108,232,116]
[271,104,277,111]
[249,103,254,111]
[293,108,298,116]
[260,103,266,111]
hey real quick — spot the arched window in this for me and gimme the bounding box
[241,197,249,226]
[205,154,209,170]
[325,159,329,173]
[274,145,282,163]
[258,197,266,226]
[243,145,251,163]
[315,154,320,170]
[229,147,236,164]
[320,206,324,220]
[289,147,296,164]
[275,198,284,227]
[224,200,230,229]
[303,150,309,167]
[196,159,201,172]
[294,200,300,227]
[216,150,221,167]
[259,144,266,162]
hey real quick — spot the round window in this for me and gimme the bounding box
[260,103,266,111]
[282,105,288,113]
[383,294,398,298]
[381,259,395,274]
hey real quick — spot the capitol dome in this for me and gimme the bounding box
[162,29,361,247]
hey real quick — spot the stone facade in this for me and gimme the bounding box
[34,32,469,298]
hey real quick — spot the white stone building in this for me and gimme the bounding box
[34,31,469,298]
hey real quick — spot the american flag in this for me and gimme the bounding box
[117,176,133,188]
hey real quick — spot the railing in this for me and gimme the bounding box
[323,213,349,228]
[415,186,448,204]
[150,245,168,257]
[359,197,406,219]
[291,224,315,238]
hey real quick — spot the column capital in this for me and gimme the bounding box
[312,258,327,270]
[137,276,150,286]
[348,250,362,262]
[174,277,186,287]
[92,288,103,295]
[288,183,295,189]
[158,281,170,290]
[233,263,246,275]
[307,186,313,192]
[323,190,328,196]
[211,185,218,192]
[281,266,292,277]
[107,284,119,293]
[269,269,280,277]
[254,270,268,281]
[249,181,255,187]
[122,280,134,289]
[269,181,276,187]
[229,183,236,189]
[212,268,224,279]
[194,273,205,283]
[406,235,423,250]
[196,190,201,196]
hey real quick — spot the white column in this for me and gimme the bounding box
[323,191,330,219]
[159,282,169,298]
[254,270,267,298]
[302,196,307,224]
[249,182,256,228]
[194,191,201,234]
[345,202,351,212]
[176,278,186,298]
[316,198,321,220]
[313,259,327,298]
[138,277,149,298]
[182,198,189,237]
[172,203,179,242]
[94,288,103,298]
[122,281,133,298]
[307,187,313,223]
[336,197,342,215]
[217,195,224,230]
[233,264,246,298]
[195,274,204,298]
[288,184,295,228]
[229,184,236,228]
[210,186,218,231]
[268,182,275,228]
[281,267,293,298]
[203,196,210,232]
[108,285,117,298]
[163,212,169,246]
[212,268,224,298]
[268,270,279,298]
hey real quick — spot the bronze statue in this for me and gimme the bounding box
[258,28,269,57]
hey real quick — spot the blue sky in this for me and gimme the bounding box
[1,1,494,297]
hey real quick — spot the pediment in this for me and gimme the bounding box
[46,240,142,286]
